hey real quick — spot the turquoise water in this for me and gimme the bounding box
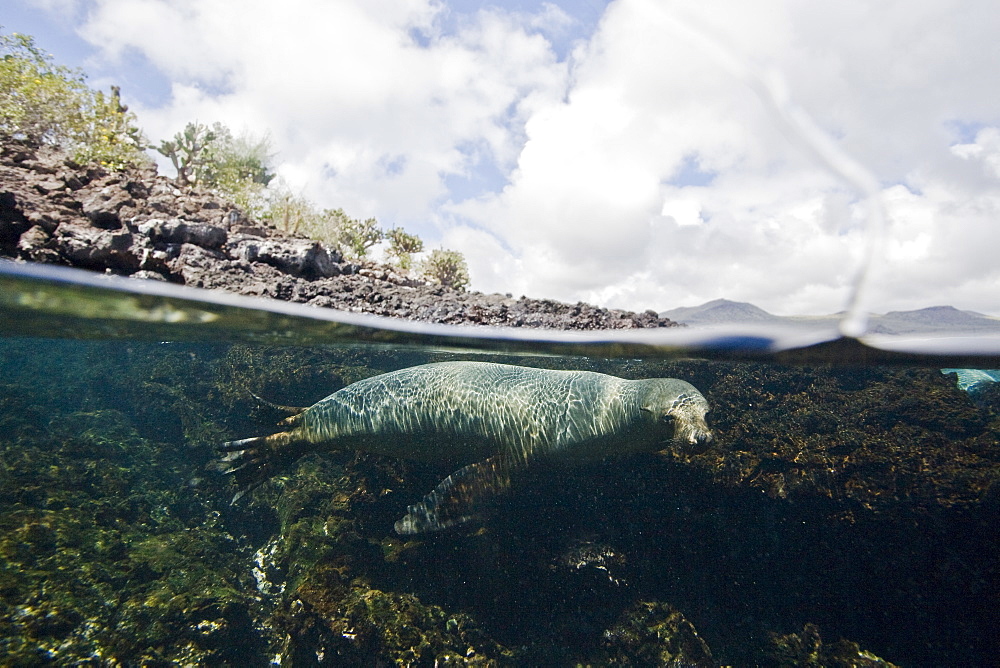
[1,262,999,665]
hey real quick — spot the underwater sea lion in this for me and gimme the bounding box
[217,361,713,534]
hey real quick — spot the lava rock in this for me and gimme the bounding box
[52,220,140,273]
[80,183,135,229]
[229,236,341,279]
[142,219,228,250]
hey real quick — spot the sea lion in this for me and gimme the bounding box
[216,361,712,534]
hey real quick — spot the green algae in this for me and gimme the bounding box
[0,341,265,664]
[596,601,714,667]
[1,339,998,664]
[768,623,899,667]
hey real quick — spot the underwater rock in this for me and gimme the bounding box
[551,538,628,586]
[288,582,513,666]
[767,623,899,667]
[1,341,999,665]
[598,601,714,667]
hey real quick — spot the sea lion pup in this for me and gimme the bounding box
[216,361,713,535]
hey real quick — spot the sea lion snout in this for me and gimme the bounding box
[640,379,713,454]
[675,417,713,454]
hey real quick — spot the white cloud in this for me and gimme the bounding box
[70,0,1000,316]
[449,0,1000,315]
[77,0,566,226]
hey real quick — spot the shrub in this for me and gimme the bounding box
[326,208,383,260]
[263,186,324,237]
[0,29,148,169]
[74,86,148,171]
[157,121,274,189]
[385,227,424,271]
[420,248,470,290]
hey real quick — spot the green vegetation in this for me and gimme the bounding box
[1,27,471,286]
[157,120,281,229]
[386,227,424,271]
[155,121,468,281]
[0,29,148,170]
[156,121,219,186]
[420,248,470,290]
[325,208,382,260]
[156,121,275,203]
[155,121,467,280]
[261,187,323,237]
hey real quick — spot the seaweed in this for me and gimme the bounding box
[1,340,996,664]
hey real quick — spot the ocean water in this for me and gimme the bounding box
[1,262,999,666]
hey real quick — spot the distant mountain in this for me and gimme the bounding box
[869,306,998,334]
[661,300,1000,335]
[660,299,785,326]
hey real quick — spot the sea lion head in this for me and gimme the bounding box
[639,379,713,454]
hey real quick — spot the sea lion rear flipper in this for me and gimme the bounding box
[394,456,518,535]
[210,431,310,503]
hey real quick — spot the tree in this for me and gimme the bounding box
[420,248,470,290]
[385,227,424,271]
[326,208,383,260]
[75,86,148,171]
[0,29,148,169]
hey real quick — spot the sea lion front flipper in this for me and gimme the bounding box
[394,456,518,535]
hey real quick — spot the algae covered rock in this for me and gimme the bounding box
[598,601,714,667]
[1,336,999,665]
[768,623,898,668]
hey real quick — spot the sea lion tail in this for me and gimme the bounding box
[210,431,308,503]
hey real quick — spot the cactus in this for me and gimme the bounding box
[326,208,384,259]
[156,122,217,185]
[386,227,424,270]
[420,248,470,290]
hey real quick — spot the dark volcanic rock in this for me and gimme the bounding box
[142,218,228,249]
[80,180,135,229]
[52,220,140,273]
[228,234,340,279]
[0,190,30,244]
[0,139,680,331]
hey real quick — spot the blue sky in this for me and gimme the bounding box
[5,1,1000,317]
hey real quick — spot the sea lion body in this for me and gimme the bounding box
[218,361,712,534]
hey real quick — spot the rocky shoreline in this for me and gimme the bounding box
[0,140,677,330]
